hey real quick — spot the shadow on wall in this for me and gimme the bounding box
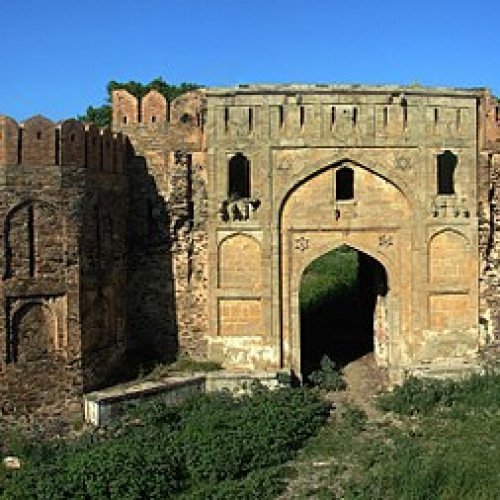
[0,118,183,414]
[77,144,180,392]
[123,153,179,377]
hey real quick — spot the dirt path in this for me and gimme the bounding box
[278,355,389,499]
[335,353,389,420]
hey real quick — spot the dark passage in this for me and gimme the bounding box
[299,246,387,379]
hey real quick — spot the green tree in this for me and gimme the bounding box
[77,104,112,127]
[77,77,201,126]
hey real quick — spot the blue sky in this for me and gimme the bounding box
[1,0,499,121]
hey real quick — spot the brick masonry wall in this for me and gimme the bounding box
[1,83,500,422]
[478,92,500,349]
[0,116,128,420]
[113,89,209,361]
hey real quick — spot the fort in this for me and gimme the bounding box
[1,83,500,419]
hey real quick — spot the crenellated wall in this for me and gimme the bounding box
[2,82,500,422]
[0,114,129,420]
[0,115,126,170]
[112,89,209,361]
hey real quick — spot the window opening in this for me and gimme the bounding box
[28,205,35,277]
[383,106,388,127]
[434,108,439,125]
[279,106,284,128]
[352,107,358,126]
[55,128,60,165]
[335,167,354,201]
[437,150,457,195]
[248,108,253,132]
[331,106,336,128]
[17,128,22,164]
[401,99,408,129]
[228,153,250,199]
[224,107,229,133]
[300,106,305,128]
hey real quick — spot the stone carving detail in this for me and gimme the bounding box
[379,235,394,248]
[219,198,261,222]
[395,156,412,171]
[294,236,309,252]
[431,196,470,218]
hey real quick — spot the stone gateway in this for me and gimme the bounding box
[1,83,500,416]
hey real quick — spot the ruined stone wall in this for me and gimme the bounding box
[112,89,208,360]
[2,82,499,420]
[478,91,500,350]
[0,116,128,418]
[204,84,486,379]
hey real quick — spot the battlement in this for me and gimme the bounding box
[112,89,205,130]
[0,115,127,171]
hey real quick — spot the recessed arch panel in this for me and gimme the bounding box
[218,233,262,290]
[279,158,408,376]
[429,229,469,286]
[11,302,56,363]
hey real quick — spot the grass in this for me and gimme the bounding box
[140,355,223,381]
[0,386,330,499]
[2,370,499,498]
[299,246,358,313]
[284,369,500,499]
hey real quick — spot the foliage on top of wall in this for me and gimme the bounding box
[77,77,201,127]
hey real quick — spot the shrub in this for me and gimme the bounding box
[377,369,500,415]
[308,355,346,391]
[1,387,330,499]
[179,387,330,484]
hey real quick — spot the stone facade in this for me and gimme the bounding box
[1,83,500,417]
[203,85,500,382]
[0,117,128,417]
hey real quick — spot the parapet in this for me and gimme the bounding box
[0,115,127,171]
[142,90,167,124]
[112,89,139,126]
[112,88,205,129]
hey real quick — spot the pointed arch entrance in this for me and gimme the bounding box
[299,245,388,378]
[279,159,410,378]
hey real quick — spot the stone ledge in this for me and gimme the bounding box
[83,371,285,427]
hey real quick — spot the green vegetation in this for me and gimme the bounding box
[2,370,499,498]
[140,355,223,381]
[299,245,358,314]
[285,369,500,499]
[307,355,346,391]
[0,386,329,499]
[77,77,201,126]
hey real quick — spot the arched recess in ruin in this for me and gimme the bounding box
[218,233,262,291]
[428,228,470,287]
[4,199,63,279]
[10,301,57,363]
[278,159,410,377]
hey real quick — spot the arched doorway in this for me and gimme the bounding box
[299,245,388,379]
